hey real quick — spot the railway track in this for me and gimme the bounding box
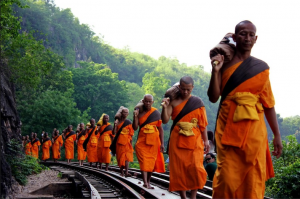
[42,162,272,199]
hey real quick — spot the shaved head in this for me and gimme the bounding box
[143,94,154,101]
[180,76,194,86]
[235,20,256,34]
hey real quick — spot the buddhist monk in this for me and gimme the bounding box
[96,114,114,170]
[31,133,41,159]
[133,94,165,189]
[63,125,76,164]
[41,132,52,161]
[207,20,283,198]
[83,119,100,167]
[52,130,63,162]
[110,108,134,177]
[77,123,87,166]
[161,76,209,199]
[24,135,32,156]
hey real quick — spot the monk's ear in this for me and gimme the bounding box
[151,100,154,105]
[254,35,258,43]
[232,34,236,42]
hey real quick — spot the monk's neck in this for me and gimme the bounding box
[235,50,251,61]
[180,94,191,101]
[119,117,127,123]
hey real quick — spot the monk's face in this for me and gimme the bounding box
[143,96,154,111]
[179,82,194,98]
[68,125,73,131]
[54,131,58,136]
[103,115,109,124]
[26,135,29,140]
[233,22,257,52]
[121,109,129,118]
[90,119,95,127]
[80,123,85,130]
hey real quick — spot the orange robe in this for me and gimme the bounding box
[212,61,275,198]
[86,127,100,163]
[135,107,165,173]
[31,139,41,159]
[77,131,87,160]
[97,123,114,163]
[42,139,52,160]
[169,98,208,191]
[116,122,134,167]
[52,135,63,160]
[25,142,32,156]
[64,132,76,160]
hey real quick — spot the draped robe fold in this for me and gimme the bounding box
[77,131,87,161]
[135,107,165,173]
[64,131,76,160]
[97,123,114,163]
[169,96,208,191]
[52,135,63,160]
[115,121,134,167]
[25,142,32,156]
[212,60,275,199]
[42,139,52,160]
[31,139,41,159]
[86,127,99,163]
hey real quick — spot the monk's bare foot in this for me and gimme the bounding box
[125,173,132,177]
[143,184,148,188]
[105,168,108,171]
[149,186,155,189]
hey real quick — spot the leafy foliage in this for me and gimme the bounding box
[266,135,300,198]
[5,139,47,185]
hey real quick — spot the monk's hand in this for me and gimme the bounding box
[272,135,283,158]
[204,140,210,154]
[211,54,224,72]
[133,109,139,118]
[161,97,170,108]
[114,119,119,125]
[160,144,165,153]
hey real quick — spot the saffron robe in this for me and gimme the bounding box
[116,120,134,167]
[41,138,52,160]
[169,97,208,191]
[31,138,41,159]
[64,131,76,160]
[52,135,63,160]
[77,131,87,161]
[25,142,32,156]
[135,107,165,173]
[86,127,100,163]
[97,123,114,163]
[212,61,275,199]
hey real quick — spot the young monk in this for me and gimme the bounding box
[83,119,100,167]
[161,76,209,199]
[41,132,52,162]
[31,133,41,159]
[110,108,134,177]
[24,135,32,156]
[96,114,114,171]
[133,94,165,189]
[208,20,283,199]
[77,123,87,166]
[63,125,76,164]
[52,130,63,162]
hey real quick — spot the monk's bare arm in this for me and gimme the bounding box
[132,110,139,131]
[158,125,164,152]
[201,127,210,154]
[264,106,283,158]
[161,98,172,124]
[112,120,118,135]
[207,55,224,103]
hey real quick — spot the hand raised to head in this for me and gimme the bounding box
[161,97,170,108]
[211,54,224,72]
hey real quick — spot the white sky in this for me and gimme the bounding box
[55,0,300,118]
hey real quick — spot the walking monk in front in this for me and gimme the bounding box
[83,119,99,167]
[41,132,52,162]
[77,123,87,166]
[110,108,134,177]
[96,114,114,170]
[24,135,32,156]
[63,125,76,164]
[52,130,63,162]
[207,20,283,199]
[31,133,41,159]
[133,94,165,189]
[161,76,209,199]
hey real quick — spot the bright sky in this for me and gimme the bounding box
[55,0,300,118]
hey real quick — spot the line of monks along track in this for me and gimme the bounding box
[21,21,283,199]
